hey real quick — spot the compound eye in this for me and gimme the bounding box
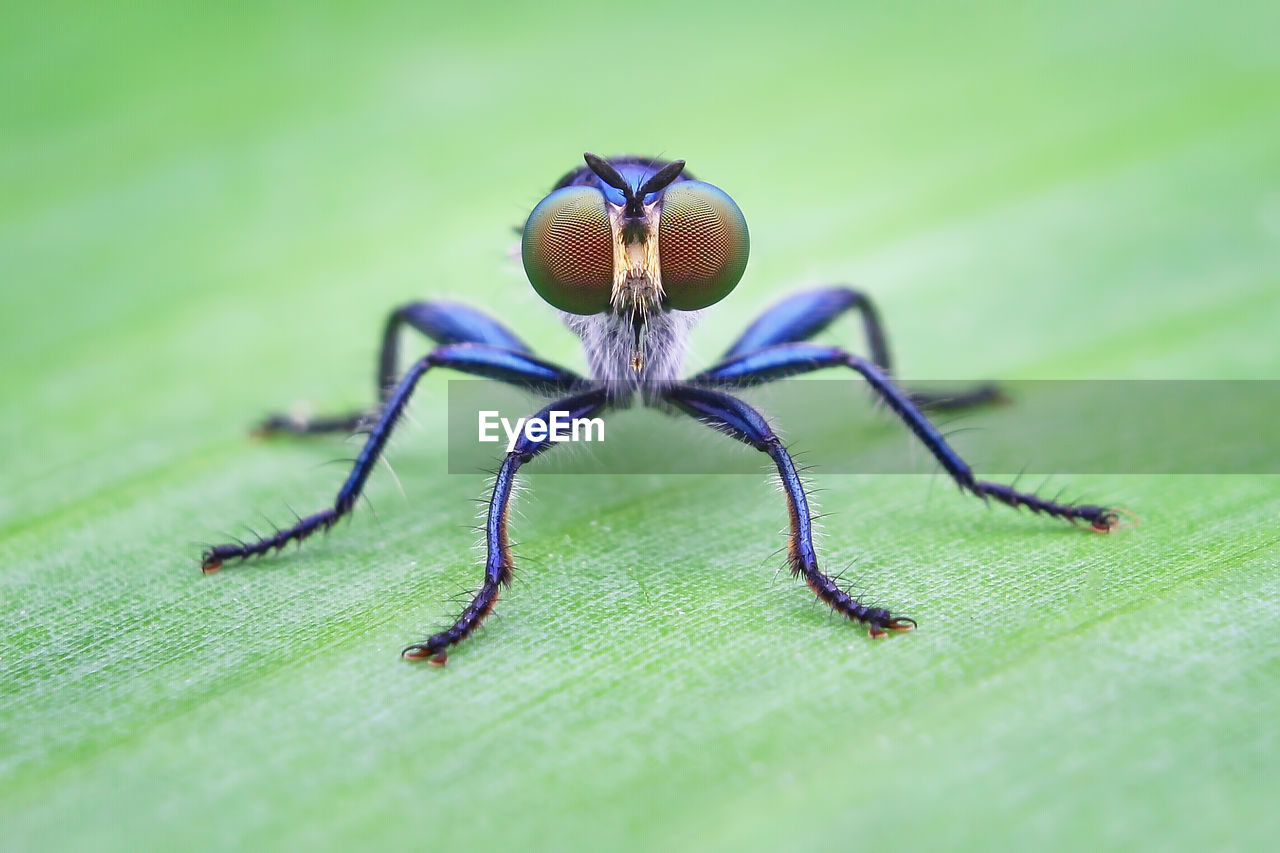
[658,181,749,311]
[522,186,614,315]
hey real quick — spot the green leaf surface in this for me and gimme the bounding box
[3,1,1278,850]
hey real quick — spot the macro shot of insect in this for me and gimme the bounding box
[200,153,1123,665]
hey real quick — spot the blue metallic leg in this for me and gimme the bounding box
[260,300,540,435]
[402,386,611,665]
[202,344,584,572]
[724,287,892,362]
[663,383,916,638]
[696,343,1120,530]
[723,287,1001,409]
[375,301,534,391]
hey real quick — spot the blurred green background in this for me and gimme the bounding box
[2,1,1278,850]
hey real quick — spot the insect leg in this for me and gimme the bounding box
[663,383,915,638]
[201,344,582,571]
[723,287,893,363]
[720,286,1000,409]
[259,301,537,435]
[402,386,610,665]
[696,343,1120,531]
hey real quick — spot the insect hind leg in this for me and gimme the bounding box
[720,286,1000,411]
[258,300,538,436]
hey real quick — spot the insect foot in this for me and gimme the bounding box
[1088,506,1141,533]
[868,615,917,639]
[402,645,449,667]
[1090,510,1120,532]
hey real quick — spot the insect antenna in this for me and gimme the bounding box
[637,159,685,196]
[633,150,675,193]
[583,152,685,216]
[584,152,632,196]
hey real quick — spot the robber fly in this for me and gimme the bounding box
[200,153,1121,665]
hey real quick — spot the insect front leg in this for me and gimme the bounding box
[402,387,611,665]
[696,343,1121,531]
[201,344,582,571]
[663,383,915,638]
[258,301,537,435]
[720,286,1001,410]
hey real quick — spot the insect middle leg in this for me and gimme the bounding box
[201,343,582,571]
[721,287,1001,410]
[696,342,1119,530]
[402,386,610,665]
[259,300,537,435]
[663,383,915,637]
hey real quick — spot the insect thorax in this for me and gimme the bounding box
[562,309,700,388]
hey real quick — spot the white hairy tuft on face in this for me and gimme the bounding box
[562,308,701,386]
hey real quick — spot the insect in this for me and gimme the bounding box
[201,153,1122,665]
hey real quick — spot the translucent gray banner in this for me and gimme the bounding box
[445,379,1280,475]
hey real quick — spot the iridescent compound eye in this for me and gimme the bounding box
[522,186,614,315]
[658,181,749,311]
